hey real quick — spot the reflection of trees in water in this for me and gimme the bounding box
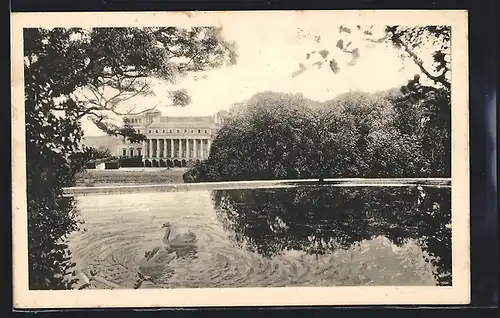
[211,186,451,285]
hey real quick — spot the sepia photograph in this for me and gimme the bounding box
[11,10,469,308]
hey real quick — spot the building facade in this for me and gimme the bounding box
[84,109,229,168]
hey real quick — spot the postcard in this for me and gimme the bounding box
[11,10,469,308]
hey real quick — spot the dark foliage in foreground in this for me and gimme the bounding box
[24,27,235,289]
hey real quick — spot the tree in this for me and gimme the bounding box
[25,27,237,140]
[385,76,451,177]
[296,25,450,90]
[24,26,236,289]
[294,25,451,177]
[202,92,320,181]
[186,90,429,182]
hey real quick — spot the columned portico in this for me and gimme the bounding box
[142,138,211,166]
[87,111,228,166]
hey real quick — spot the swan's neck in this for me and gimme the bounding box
[164,227,171,241]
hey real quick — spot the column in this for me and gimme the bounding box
[184,139,186,158]
[170,139,174,158]
[207,140,211,157]
[186,139,190,158]
[164,139,168,158]
[200,139,204,159]
[148,139,153,159]
[150,139,154,158]
[179,139,183,158]
[142,140,146,158]
[193,139,198,159]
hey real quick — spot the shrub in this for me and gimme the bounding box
[119,156,144,167]
[183,161,210,183]
[105,161,120,169]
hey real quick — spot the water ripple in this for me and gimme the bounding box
[67,191,437,289]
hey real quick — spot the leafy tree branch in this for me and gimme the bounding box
[24,26,237,289]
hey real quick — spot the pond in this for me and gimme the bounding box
[67,185,451,289]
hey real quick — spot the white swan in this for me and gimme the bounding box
[138,222,197,279]
[161,222,197,246]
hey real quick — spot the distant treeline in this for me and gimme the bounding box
[184,79,450,183]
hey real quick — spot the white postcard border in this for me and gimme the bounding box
[11,10,470,308]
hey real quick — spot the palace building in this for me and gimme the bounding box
[83,109,229,168]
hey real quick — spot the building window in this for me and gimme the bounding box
[198,129,201,133]
[137,129,141,133]
[176,129,180,133]
[169,129,172,133]
[148,130,151,133]
[155,130,159,133]
[122,149,127,157]
[204,129,208,134]
[162,129,166,133]
[184,129,187,133]
[130,149,134,157]
[190,129,194,133]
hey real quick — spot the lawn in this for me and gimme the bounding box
[76,168,188,186]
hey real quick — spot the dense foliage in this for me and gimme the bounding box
[186,79,450,182]
[24,27,236,289]
[185,25,451,182]
[118,156,144,168]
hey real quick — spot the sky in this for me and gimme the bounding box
[81,22,423,136]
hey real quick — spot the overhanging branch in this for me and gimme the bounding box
[392,36,450,90]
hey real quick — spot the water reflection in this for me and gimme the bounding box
[68,186,451,289]
[211,186,451,285]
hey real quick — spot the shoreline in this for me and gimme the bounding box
[64,178,452,196]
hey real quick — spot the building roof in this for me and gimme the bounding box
[151,116,215,128]
[160,116,213,123]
